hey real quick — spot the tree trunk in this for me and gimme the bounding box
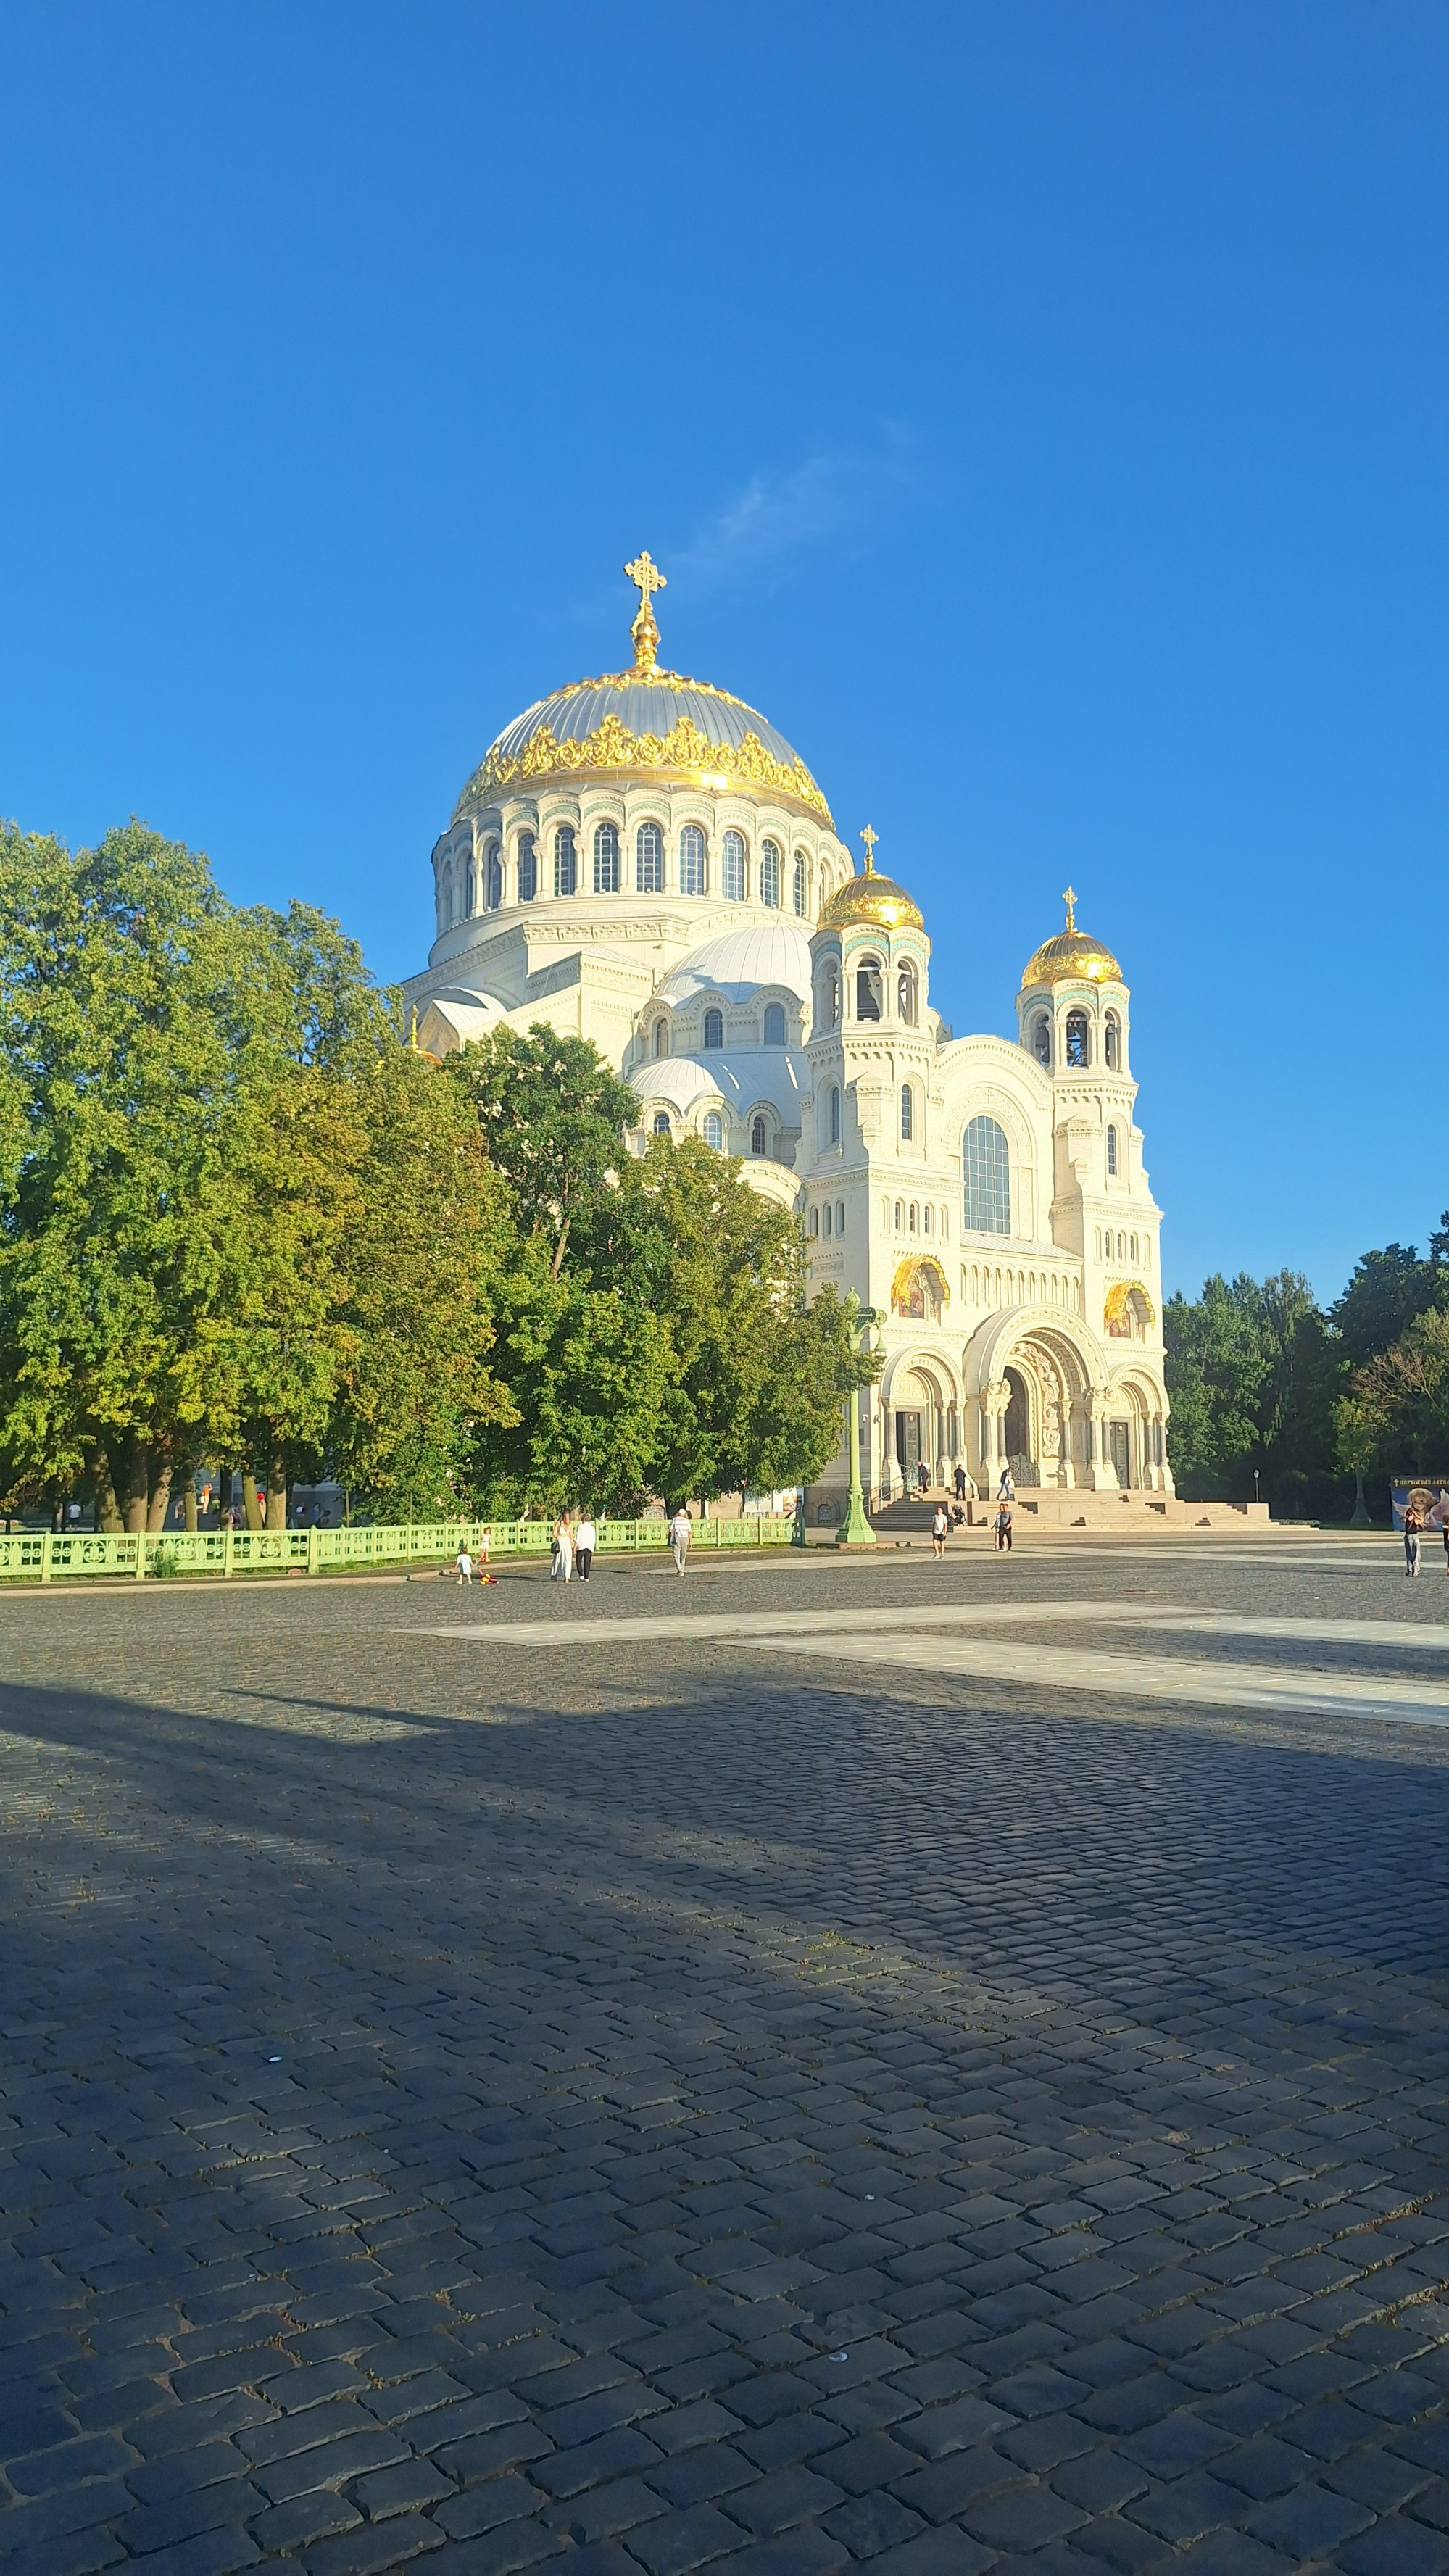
[112,1434,149,1535]
[183,1482,198,1532]
[242,1473,262,1532]
[146,1453,173,1533]
[265,1455,287,1532]
[93,1453,124,1534]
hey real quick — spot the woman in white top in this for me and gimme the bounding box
[551,1513,574,1581]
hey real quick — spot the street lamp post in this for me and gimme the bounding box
[837,1293,879,1549]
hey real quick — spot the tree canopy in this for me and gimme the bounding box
[0,831,871,1526]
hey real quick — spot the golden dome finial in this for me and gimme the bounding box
[859,823,879,875]
[623,549,667,676]
[1062,884,1076,933]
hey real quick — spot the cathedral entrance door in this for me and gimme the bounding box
[894,1413,922,1480]
[1108,1421,1132,1487]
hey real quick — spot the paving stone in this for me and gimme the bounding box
[1245,2477,1376,2554]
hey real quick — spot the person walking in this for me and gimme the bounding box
[1404,1500,1422,1578]
[551,1513,574,1582]
[669,1505,692,1575]
[455,1545,474,1585]
[953,1463,969,1504]
[931,1502,948,1560]
[995,1500,1013,1553]
[997,1465,1015,1503]
[575,1513,596,1582]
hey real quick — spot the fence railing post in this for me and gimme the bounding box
[135,1532,146,1582]
[223,1525,233,1579]
[307,1524,320,1575]
[40,1531,52,1584]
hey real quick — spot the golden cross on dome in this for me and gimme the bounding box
[623,550,667,675]
[1062,884,1077,932]
[860,824,879,873]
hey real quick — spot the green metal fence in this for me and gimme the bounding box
[0,1513,797,1584]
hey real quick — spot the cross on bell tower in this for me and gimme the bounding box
[623,550,667,676]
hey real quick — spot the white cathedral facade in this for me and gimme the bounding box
[403,557,1172,1521]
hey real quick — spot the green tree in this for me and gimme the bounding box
[1337,1308,1449,1480]
[447,1025,639,1276]
[1164,1269,1340,1507]
[1329,1242,1446,1368]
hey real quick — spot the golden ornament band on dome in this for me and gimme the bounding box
[454,710,834,826]
[821,868,923,931]
[623,549,666,677]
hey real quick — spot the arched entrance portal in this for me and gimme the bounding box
[1003,1368,1034,1484]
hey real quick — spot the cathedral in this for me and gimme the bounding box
[402,556,1172,1523]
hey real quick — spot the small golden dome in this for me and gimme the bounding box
[1021,887,1121,989]
[821,826,923,933]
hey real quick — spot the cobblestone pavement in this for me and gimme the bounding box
[4,1534,1449,2575]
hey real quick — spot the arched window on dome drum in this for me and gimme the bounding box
[652,1110,670,1136]
[750,1114,766,1156]
[486,847,502,911]
[1065,1007,1089,1068]
[438,862,453,929]
[652,1017,669,1059]
[679,824,706,895]
[1029,1010,1050,1067]
[721,830,747,902]
[963,1115,1010,1236]
[636,822,664,893]
[763,1002,786,1047]
[1106,1123,1118,1177]
[855,955,883,1021]
[703,1111,723,1152]
[593,822,620,894]
[897,963,918,1025]
[554,827,577,898]
[702,1007,723,1051]
[760,840,781,907]
[1105,1010,1121,1071]
[793,851,807,915]
[518,832,537,902]
[900,1084,913,1142]
[829,1085,841,1147]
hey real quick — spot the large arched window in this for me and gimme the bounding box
[1105,1010,1122,1071]
[702,1007,723,1050]
[793,851,807,915]
[760,839,781,907]
[763,1002,786,1046]
[554,827,577,897]
[703,1111,724,1152]
[679,825,707,895]
[829,1085,841,1147]
[636,822,664,893]
[518,831,537,902]
[486,847,502,910]
[1065,1007,1089,1067]
[900,1084,913,1141]
[593,822,620,894]
[721,830,747,901]
[963,1115,1010,1235]
[1029,1010,1050,1067]
[855,955,883,1021]
[750,1114,767,1155]
[652,1016,669,1059]
[1106,1123,1118,1177]
[897,963,918,1025]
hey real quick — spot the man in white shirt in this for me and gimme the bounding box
[575,1516,597,1581]
[669,1508,692,1575]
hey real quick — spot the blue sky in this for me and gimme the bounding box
[1,1,1444,1301]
